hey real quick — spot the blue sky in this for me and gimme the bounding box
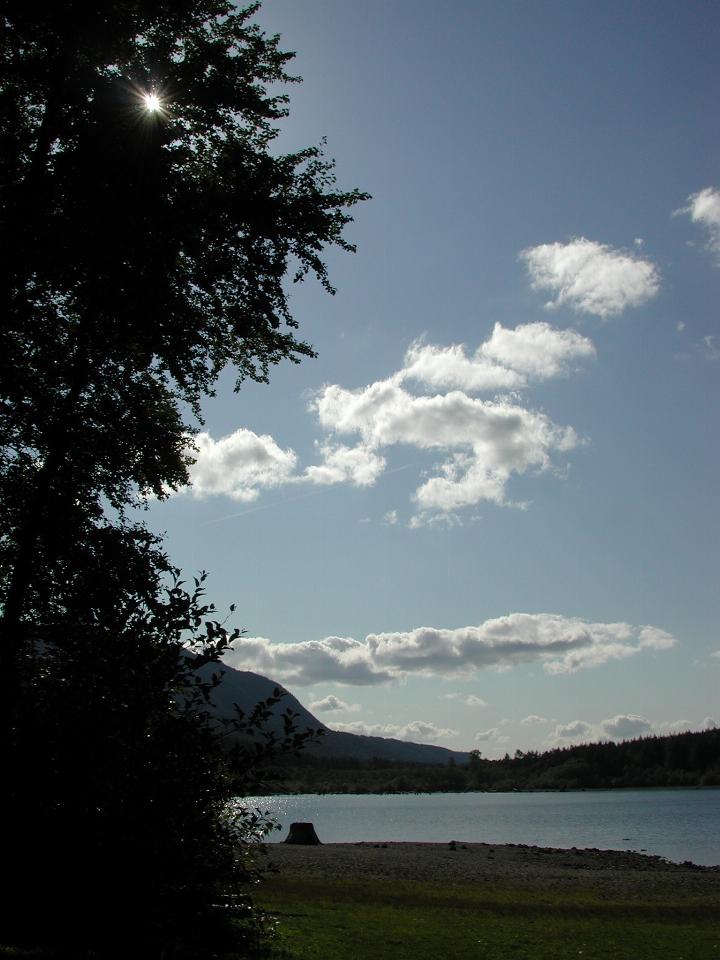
[147,0,720,756]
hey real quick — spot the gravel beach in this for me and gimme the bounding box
[262,841,720,896]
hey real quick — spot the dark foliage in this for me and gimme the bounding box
[1,512,327,955]
[0,2,362,954]
[268,728,720,794]
[0,0,367,681]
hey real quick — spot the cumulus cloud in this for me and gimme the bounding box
[305,317,600,522]
[222,635,394,687]
[545,714,715,747]
[309,695,359,714]
[520,237,660,318]
[223,614,676,686]
[600,714,652,740]
[656,719,694,735]
[521,714,549,725]
[400,323,594,393]
[475,727,500,742]
[443,693,487,707]
[638,626,676,650]
[178,317,594,519]
[543,620,675,675]
[400,341,523,392]
[187,429,298,501]
[369,615,677,678]
[330,719,457,743]
[481,322,596,380]
[657,717,717,735]
[313,378,579,518]
[554,720,592,739]
[677,186,720,263]
[303,443,386,486]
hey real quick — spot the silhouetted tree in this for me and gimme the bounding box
[0,2,364,953]
[0,0,366,701]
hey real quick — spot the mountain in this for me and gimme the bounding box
[200,660,469,765]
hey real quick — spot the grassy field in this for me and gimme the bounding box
[257,876,720,960]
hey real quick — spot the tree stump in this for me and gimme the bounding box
[284,821,321,844]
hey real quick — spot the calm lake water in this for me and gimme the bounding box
[244,789,720,866]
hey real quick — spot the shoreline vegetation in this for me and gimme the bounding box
[255,842,720,960]
[262,727,720,795]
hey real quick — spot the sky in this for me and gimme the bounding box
[146,0,720,757]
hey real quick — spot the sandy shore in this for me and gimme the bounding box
[261,841,720,896]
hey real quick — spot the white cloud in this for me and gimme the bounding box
[309,695,360,713]
[545,713,715,747]
[678,186,720,263]
[180,318,592,519]
[554,720,592,739]
[474,728,511,747]
[475,727,500,742]
[303,442,386,486]
[600,714,652,740]
[656,719,694,735]
[711,650,720,659]
[401,341,523,392]
[306,317,599,521]
[657,717,717,734]
[223,614,676,686]
[187,429,297,501]
[330,719,457,743]
[400,323,594,393]
[223,635,393,687]
[313,378,579,519]
[521,714,549,725]
[543,621,675,675]
[638,626,677,650]
[702,335,720,361]
[443,693,487,707]
[521,237,660,318]
[408,510,463,530]
[382,509,399,526]
[480,322,596,380]
[368,616,677,678]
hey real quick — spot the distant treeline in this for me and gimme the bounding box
[262,728,720,794]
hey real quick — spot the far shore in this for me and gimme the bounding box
[260,783,720,795]
[260,840,720,895]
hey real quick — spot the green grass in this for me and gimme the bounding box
[257,877,720,960]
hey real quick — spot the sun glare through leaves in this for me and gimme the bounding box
[143,92,161,112]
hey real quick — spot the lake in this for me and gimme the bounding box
[244,789,720,866]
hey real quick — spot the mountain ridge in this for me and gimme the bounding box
[202,659,470,765]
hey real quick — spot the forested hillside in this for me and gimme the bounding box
[263,728,720,794]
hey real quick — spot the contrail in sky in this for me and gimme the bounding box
[204,462,415,525]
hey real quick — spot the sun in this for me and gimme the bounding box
[143,92,162,113]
